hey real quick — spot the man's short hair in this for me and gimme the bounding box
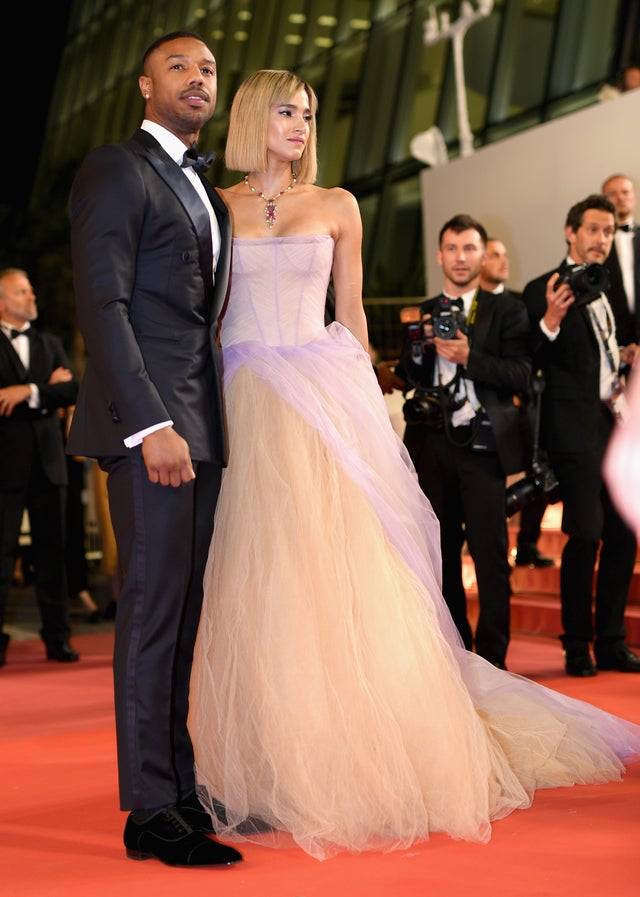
[565,194,616,232]
[438,214,488,247]
[601,173,635,193]
[142,31,207,72]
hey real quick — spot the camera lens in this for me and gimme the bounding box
[403,394,443,428]
[585,266,601,286]
[434,317,455,338]
[568,263,610,307]
[505,475,540,517]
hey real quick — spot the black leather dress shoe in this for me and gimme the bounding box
[515,544,554,567]
[124,807,242,867]
[44,640,80,662]
[179,791,215,833]
[595,644,640,673]
[565,651,597,677]
[0,633,9,667]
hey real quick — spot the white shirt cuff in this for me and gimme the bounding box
[124,420,173,448]
[539,318,560,341]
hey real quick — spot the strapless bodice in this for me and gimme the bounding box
[220,235,334,348]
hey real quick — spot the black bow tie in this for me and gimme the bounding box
[181,142,216,173]
[6,326,30,340]
[442,296,464,309]
[619,223,634,232]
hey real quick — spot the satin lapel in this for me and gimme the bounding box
[140,140,215,304]
[205,184,231,325]
[25,329,47,379]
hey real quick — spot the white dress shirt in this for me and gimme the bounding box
[437,287,481,427]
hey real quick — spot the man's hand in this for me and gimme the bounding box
[48,366,73,384]
[0,384,31,415]
[141,427,195,487]
[543,272,574,332]
[374,360,406,394]
[434,330,470,365]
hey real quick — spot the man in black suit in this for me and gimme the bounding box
[68,32,241,868]
[396,215,531,670]
[522,193,640,677]
[601,174,640,362]
[0,268,79,667]
[480,238,554,569]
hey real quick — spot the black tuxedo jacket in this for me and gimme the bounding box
[0,328,78,489]
[522,261,615,453]
[603,230,640,347]
[397,287,531,475]
[67,129,231,464]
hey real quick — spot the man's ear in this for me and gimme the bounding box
[139,75,151,100]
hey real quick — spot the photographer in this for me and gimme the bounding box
[522,193,640,677]
[396,214,531,670]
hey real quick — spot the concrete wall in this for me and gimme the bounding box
[420,90,640,295]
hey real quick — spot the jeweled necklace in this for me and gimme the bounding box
[244,174,297,228]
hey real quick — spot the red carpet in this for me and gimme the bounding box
[1,631,639,897]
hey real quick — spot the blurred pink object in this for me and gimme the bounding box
[603,367,640,538]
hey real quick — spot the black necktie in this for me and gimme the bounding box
[180,142,216,173]
[619,223,634,232]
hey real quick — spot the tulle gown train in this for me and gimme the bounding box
[188,235,640,860]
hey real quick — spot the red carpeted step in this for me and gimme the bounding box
[463,500,640,646]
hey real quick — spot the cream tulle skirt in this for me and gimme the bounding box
[188,324,640,860]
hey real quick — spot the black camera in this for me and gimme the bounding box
[557,263,610,308]
[431,296,467,340]
[403,297,467,366]
[505,456,561,518]
[402,390,444,428]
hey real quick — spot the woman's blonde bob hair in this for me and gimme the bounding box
[224,70,318,184]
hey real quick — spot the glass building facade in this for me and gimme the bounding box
[31,0,640,352]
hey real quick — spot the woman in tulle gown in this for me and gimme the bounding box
[188,70,640,860]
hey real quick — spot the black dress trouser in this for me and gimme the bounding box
[0,451,70,643]
[550,411,637,651]
[101,449,222,811]
[404,422,511,666]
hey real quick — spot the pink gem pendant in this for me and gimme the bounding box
[244,173,297,228]
[265,200,277,227]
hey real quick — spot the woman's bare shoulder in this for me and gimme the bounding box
[217,182,245,200]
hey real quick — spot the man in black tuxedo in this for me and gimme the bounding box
[480,238,554,569]
[396,215,531,670]
[68,32,241,868]
[601,174,640,362]
[0,268,79,667]
[522,193,640,677]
